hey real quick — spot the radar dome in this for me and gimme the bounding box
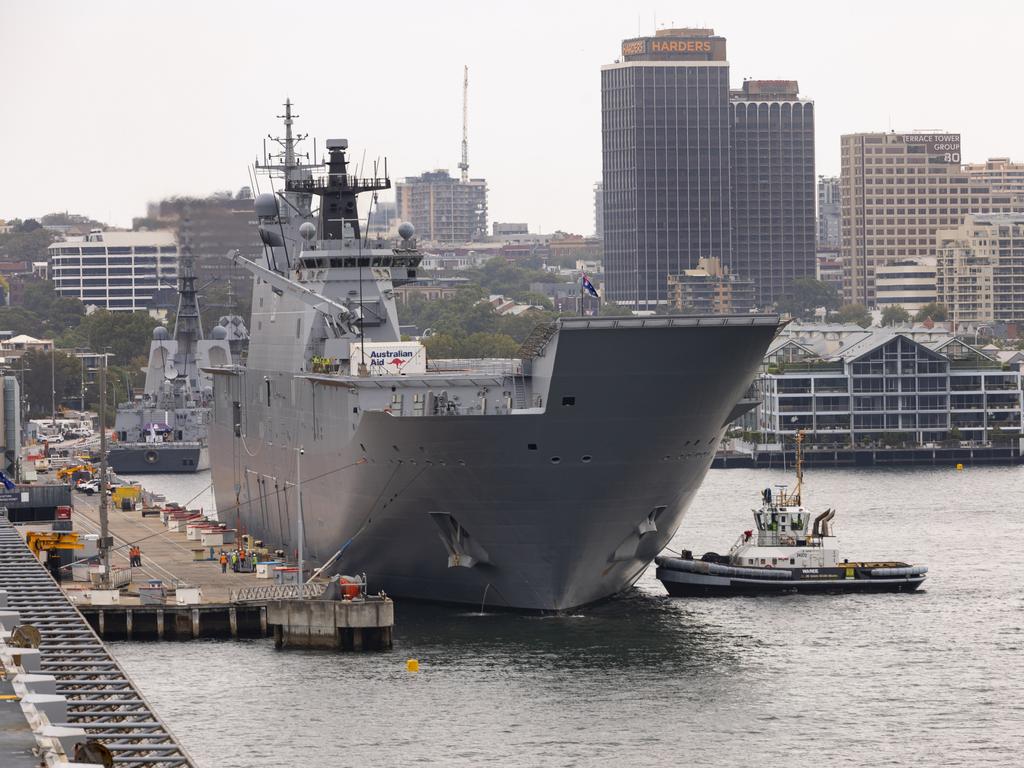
[254,192,279,218]
[299,221,317,241]
[152,326,170,340]
[210,325,228,340]
[398,222,415,240]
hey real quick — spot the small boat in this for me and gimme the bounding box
[656,432,927,596]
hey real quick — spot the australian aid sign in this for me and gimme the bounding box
[348,341,427,376]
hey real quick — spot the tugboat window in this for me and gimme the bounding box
[562,396,576,406]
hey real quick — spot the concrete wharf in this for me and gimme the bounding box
[67,490,393,649]
[0,514,195,767]
[71,491,264,604]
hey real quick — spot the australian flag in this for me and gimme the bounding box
[581,273,599,298]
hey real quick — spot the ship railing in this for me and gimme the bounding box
[427,358,523,377]
[230,582,328,602]
[112,440,205,448]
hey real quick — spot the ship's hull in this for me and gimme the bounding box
[108,444,209,474]
[209,319,779,610]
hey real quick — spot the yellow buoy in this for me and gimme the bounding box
[406,659,419,672]
[956,463,964,471]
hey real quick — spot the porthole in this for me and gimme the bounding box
[581,455,592,463]
[550,457,561,464]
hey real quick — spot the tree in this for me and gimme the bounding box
[880,305,911,327]
[776,278,840,319]
[74,310,159,364]
[19,349,82,417]
[914,302,948,322]
[0,307,47,338]
[835,303,872,328]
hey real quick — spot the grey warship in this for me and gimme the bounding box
[108,225,237,473]
[207,103,782,610]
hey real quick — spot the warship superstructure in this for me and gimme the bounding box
[108,224,241,474]
[206,102,782,610]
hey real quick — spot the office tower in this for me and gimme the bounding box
[730,80,815,306]
[818,176,841,247]
[48,230,178,311]
[840,131,1020,306]
[601,28,731,309]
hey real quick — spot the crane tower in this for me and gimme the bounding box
[458,65,469,183]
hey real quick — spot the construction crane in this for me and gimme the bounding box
[458,65,469,183]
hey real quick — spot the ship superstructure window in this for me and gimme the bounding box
[562,396,576,406]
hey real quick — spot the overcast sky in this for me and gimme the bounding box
[3,0,1022,235]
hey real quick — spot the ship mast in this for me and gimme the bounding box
[172,212,203,389]
[793,429,805,506]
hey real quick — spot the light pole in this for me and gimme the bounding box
[97,352,111,586]
[50,347,56,427]
[297,445,304,598]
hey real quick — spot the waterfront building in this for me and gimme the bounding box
[840,131,1020,307]
[751,325,1021,447]
[601,28,731,309]
[937,213,1024,326]
[730,80,816,306]
[395,169,488,243]
[874,259,937,312]
[964,157,1024,195]
[818,175,841,247]
[667,257,755,314]
[48,230,178,311]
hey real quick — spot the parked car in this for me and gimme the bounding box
[76,479,100,495]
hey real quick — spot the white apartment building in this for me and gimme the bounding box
[48,230,178,311]
[874,259,937,312]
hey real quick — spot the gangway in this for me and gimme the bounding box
[0,515,195,767]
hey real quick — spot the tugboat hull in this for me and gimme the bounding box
[656,557,926,596]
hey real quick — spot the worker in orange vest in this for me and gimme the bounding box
[219,551,228,574]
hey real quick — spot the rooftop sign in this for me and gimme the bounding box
[901,133,961,163]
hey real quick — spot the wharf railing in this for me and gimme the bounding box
[230,583,327,603]
[0,515,195,767]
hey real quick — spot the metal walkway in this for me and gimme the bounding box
[0,516,195,767]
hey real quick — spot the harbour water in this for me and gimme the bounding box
[109,466,1024,767]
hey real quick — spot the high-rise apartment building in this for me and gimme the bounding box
[937,214,1024,326]
[48,230,178,311]
[840,131,1020,306]
[818,176,841,247]
[964,158,1024,195]
[395,170,487,244]
[730,80,815,306]
[601,28,731,308]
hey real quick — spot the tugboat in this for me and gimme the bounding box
[655,433,927,596]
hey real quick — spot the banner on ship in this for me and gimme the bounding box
[348,341,427,376]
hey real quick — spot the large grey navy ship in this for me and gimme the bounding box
[206,103,782,610]
[109,227,240,474]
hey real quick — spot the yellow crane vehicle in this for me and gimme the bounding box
[25,531,84,581]
[56,463,96,483]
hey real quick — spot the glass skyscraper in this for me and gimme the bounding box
[601,28,731,309]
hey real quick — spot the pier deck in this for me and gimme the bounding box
[71,491,264,603]
[0,515,195,767]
